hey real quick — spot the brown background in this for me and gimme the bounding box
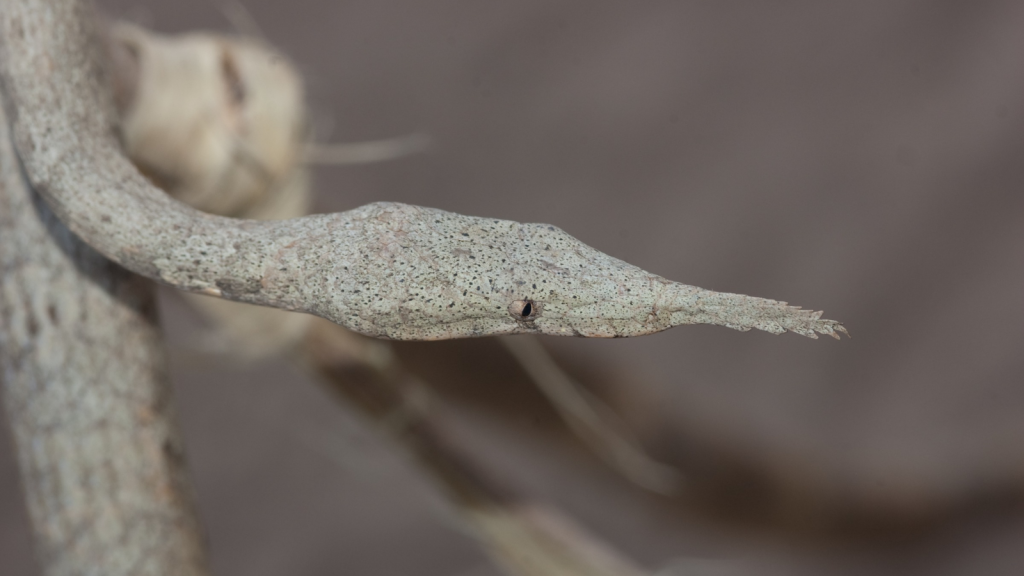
[3,1,1024,574]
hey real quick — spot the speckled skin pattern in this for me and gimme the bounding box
[197,202,844,340]
[0,0,845,342]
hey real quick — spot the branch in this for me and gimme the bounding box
[300,320,649,576]
[0,63,208,576]
[0,0,845,342]
[501,336,682,494]
[303,133,433,165]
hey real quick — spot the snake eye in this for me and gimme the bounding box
[509,299,539,321]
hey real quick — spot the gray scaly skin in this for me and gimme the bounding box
[157,202,847,341]
[274,202,849,340]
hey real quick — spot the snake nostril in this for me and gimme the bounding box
[521,302,532,317]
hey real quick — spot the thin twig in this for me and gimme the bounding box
[303,133,433,165]
[299,319,650,576]
[501,336,682,494]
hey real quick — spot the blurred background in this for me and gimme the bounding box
[3,0,1024,574]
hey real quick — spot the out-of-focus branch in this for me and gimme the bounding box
[500,336,681,495]
[0,72,208,576]
[300,320,650,576]
[0,0,845,342]
[303,133,433,165]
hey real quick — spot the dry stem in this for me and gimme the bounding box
[300,320,650,576]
